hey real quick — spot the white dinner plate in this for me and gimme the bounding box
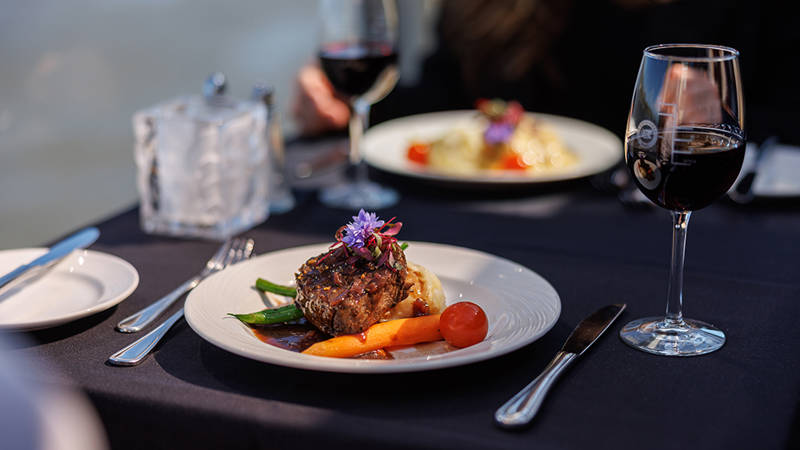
[363,110,622,184]
[185,242,561,373]
[0,248,139,331]
[734,142,800,198]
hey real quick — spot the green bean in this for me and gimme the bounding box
[228,304,304,325]
[255,278,297,297]
[400,242,409,250]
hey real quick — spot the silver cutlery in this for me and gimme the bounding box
[729,136,777,204]
[495,303,626,428]
[108,238,254,366]
[592,167,652,209]
[117,239,235,333]
[294,144,349,179]
[611,167,652,208]
[0,227,100,291]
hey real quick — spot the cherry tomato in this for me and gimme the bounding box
[500,154,528,170]
[406,143,430,164]
[440,302,488,348]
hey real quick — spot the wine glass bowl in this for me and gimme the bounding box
[319,42,398,104]
[316,0,400,210]
[619,44,745,356]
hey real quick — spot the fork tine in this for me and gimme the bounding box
[229,238,255,266]
[207,239,234,272]
[235,238,255,264]
[242,238,255,259]
[233,239,245,261]
[220,238,242,269]
[222,238,242,267]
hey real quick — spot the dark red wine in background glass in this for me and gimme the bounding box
[319,42,398,100]
[626,127,745,211]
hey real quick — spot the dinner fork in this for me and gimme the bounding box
[107,238,254,366]
[116,239,236,333]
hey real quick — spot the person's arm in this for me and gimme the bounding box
[291,64,350,136]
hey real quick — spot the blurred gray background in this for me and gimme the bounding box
[0,0,438,249]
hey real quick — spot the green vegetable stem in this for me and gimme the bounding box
[229,304,304,325]
[255,278,297,297]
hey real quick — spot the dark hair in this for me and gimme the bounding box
[439,0,574,94]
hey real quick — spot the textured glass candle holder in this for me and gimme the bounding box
[133,94,269,240]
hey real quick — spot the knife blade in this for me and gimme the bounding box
[0,227,100,291]
[494,303,626,428]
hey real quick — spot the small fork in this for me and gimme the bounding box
[117,239,237,333]
[108,238,254,366]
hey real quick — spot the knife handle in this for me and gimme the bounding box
[494,351,577,428]
[108,308,185,366]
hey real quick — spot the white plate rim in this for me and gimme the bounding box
[185,241,561,374]
[733,143,800,199]
[0,248,139,331]
[363,110,622,184]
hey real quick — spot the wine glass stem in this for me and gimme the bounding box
[349,99,371,184]
[665,210,691,327]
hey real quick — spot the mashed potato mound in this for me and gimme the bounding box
[424,116,576,175]
[427,125,484,174]
[383,262,445,321]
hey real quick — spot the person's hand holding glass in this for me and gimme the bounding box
[316,0,400,209]
[620,44,745,356]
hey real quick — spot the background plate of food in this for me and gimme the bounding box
[185,241,561,373]
[363,104,622,185]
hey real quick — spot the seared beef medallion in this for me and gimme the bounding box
[295,245,410,336]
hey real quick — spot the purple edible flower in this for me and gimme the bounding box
[341,209,384,249]
[484,122,515,145]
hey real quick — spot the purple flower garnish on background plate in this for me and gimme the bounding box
[485,122,515,145]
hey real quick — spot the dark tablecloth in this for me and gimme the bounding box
[6,138,800,450]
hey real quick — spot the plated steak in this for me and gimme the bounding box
[295,245,409,336]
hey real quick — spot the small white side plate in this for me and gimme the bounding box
[735,143,800,198]
[0,248,139,330]
[185,242,561,374]
[363,110,622,184]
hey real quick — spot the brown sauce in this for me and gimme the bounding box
[248,320,392,359]
[352,349,393,359]
[412,298,430,317]
[250,320,328,352]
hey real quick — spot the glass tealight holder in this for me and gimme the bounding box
[133,74,270,240]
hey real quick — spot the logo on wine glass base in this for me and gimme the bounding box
[634,120,658,149]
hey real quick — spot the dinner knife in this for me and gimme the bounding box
[0,227,100,291]
[494,303,626,428]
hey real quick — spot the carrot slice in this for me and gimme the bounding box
[302,314,442,358]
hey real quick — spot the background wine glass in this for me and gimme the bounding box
[317,0,400,209]
[620,44,745,356]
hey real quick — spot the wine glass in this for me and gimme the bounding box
[620,44,745,356]
[317,0,400,209]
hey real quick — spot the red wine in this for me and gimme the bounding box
[626,128,745,211]
[319,42,398,100]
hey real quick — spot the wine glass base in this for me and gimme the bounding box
[319,181,398,210]
[619,317,725,356]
